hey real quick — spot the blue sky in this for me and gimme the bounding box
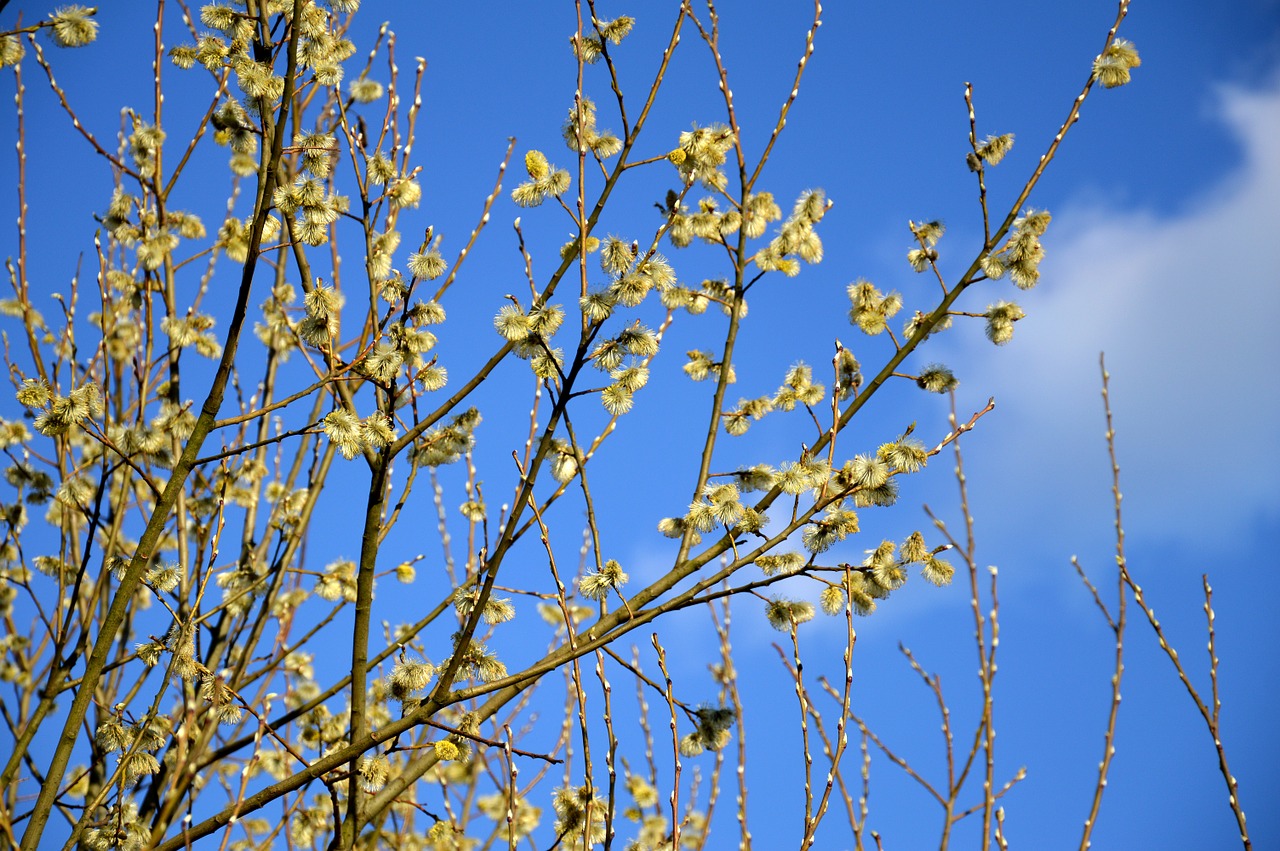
[4,0,1279,848]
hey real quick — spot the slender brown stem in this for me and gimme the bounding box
[1079,353,1128,849]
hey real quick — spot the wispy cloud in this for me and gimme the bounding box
[958,73,1280,550]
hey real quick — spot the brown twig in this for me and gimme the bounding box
[1097,356,1251,850]
[1078,353,1128,849]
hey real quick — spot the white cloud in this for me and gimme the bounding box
[959,74,1280,548]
